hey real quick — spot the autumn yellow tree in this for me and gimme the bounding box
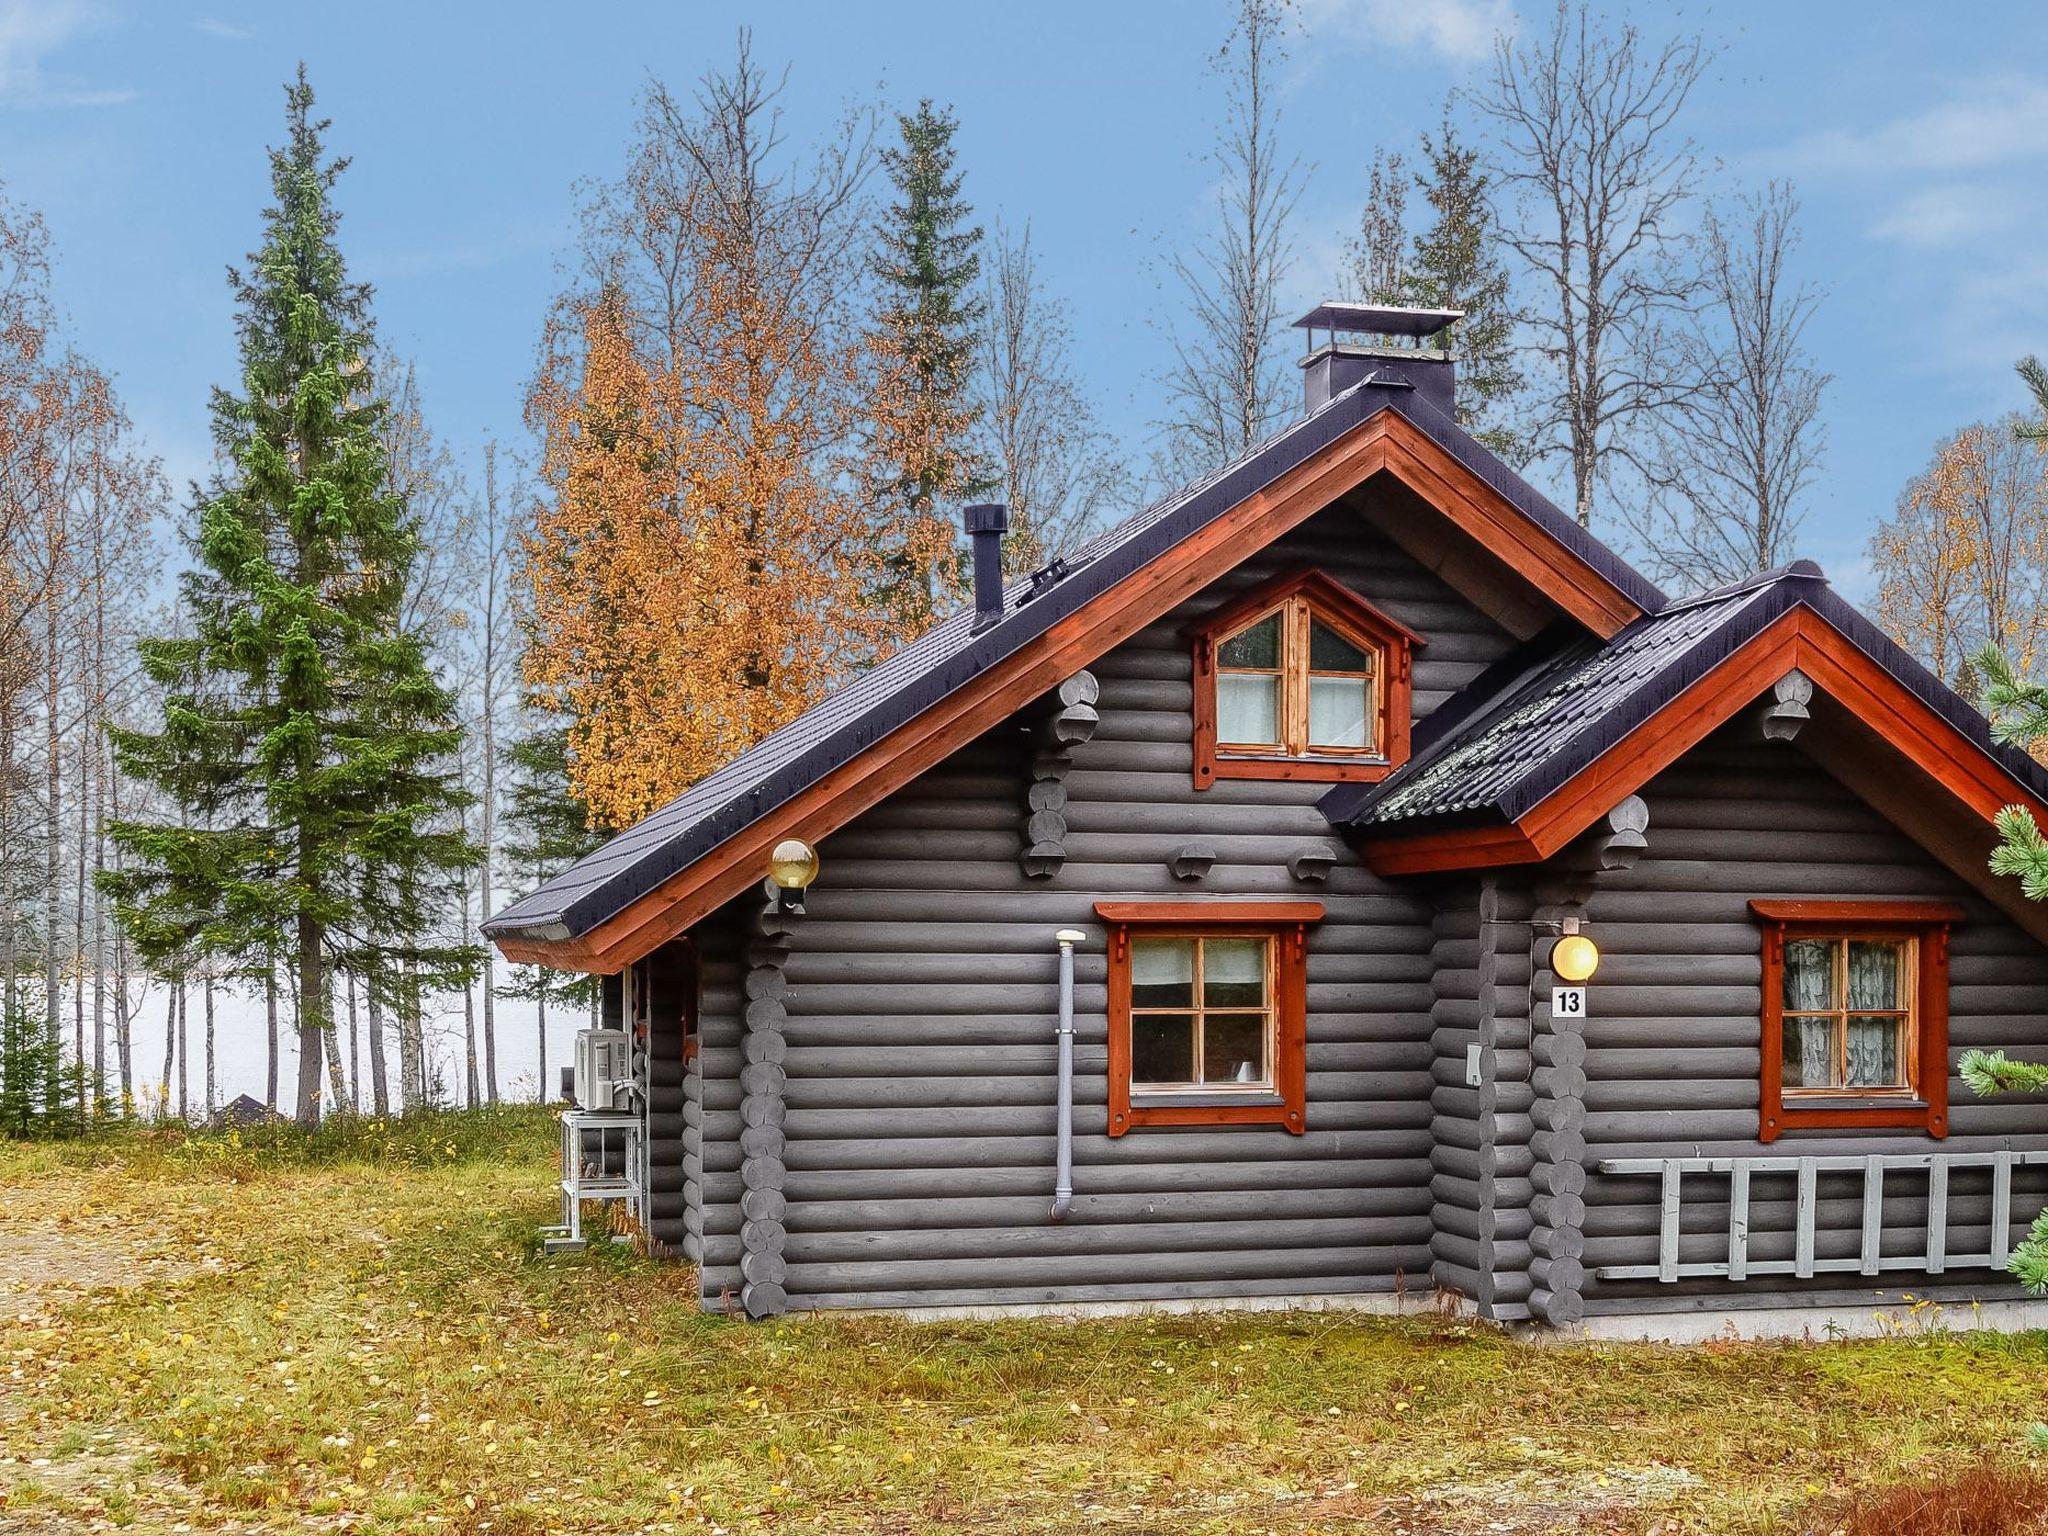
[1871,415,2048,698]
[524,41,889,831]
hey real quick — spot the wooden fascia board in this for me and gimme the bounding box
[1358,822,1545,878]
[496,410,1648,974]
[1358,605,2048,879]
[1373,415,1642,638]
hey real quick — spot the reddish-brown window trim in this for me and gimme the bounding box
[1188,569,1423,790]
[1751,899,1961,1142]
[1097,900,1322,1136]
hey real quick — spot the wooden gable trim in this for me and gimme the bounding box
[1359,606,2048,879]
[494,410,1648,973]
[1182,566,1429,650]
[1372,413,1644,635]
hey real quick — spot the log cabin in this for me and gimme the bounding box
[484,303,2048,1339]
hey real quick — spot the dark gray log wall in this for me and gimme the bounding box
[1580,726,2048,1308]
[683,502,1517,1311]
[686,908,745,1309]
[1427,878,1541,1318]
[642,944,692,1254]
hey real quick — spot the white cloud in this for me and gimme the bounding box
[1868,182,2019,251]
[0,0,131,107]
[192,16,251,41]
[1786,77,2048,178]
[1293,0,1513,66]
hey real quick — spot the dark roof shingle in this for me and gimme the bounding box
[1324,561,2048,836]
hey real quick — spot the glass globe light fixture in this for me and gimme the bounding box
[1551,933,1600,982]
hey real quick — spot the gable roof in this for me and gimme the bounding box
[1329,560,2048,879]
[485,378,1661,965]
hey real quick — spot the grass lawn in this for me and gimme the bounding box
[3,1109,2046,1534]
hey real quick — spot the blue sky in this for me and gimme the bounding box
[5,0,2048,602]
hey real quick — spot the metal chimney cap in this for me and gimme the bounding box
[1293,301,1464,339]
[963,502,1010,534]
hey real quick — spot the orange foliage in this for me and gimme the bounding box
[1872,417,2048,689]
[524,177,892,831]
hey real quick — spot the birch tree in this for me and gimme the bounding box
[1159,0,1304,473]
[1477,0,1711,528]
[974,221,1127,569]
[526,38,888,830]
[1631,185,1829,589]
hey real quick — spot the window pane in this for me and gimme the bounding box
[1308,620,1371,672]
[1847,941,1903,1010]
[1782,1015,1836,1089]
[1847,1016,1906,1088]
[1131,1013,1195,1085]
[1131,939,1194,1010]
[1783,939,1834,1012]
[1308,675,1370,749]
[1202,938,1266,1009]
[1217,673,1280,744]
[1202,1012,1268,1085]
[1218,613,1281,669]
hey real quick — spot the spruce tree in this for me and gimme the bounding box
[1346,112,1524,461]
[1407,113,1525,461]
[102,68,480,1128]
[868,98,990,633]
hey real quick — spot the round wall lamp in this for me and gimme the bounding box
[1552,933,1600,983]
[770,838,820,914]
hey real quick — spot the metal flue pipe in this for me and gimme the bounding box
[1051,928,1085,1222]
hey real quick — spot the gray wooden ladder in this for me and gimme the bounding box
[1594,1151,2048,1283]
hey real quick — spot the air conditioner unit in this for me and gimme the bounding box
[572,1028,634,1111]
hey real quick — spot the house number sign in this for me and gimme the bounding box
[1550,986,1586,1019]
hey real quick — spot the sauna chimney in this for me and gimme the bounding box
[965,502,1009,632]
[1295,302,1461,417]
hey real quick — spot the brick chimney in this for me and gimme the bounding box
[1295,302,1461,417]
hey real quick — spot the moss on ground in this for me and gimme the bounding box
[2,1110,2043,1533]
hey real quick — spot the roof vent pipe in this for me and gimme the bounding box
[965,503,1009,632]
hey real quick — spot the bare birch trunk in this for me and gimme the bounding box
[159,980,177,1120]
[366,981,390,1116]
[322,970,345,1114]
[536,991,549,1104]
[397,962,425,1111]
[264,962,279,1113]
[345,970,360,1113]
[107,751,131,1106]
[203,975,215,1118]
[73,730,86,1096]
[175,977,188,1122]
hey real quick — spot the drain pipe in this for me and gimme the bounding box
[1051,929,1085,1222]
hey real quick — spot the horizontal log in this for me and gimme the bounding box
[785,1214,1432,1267]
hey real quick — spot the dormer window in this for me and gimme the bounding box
[1191,570,1422,788]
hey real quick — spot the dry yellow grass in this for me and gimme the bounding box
[2,1109,2044,1534]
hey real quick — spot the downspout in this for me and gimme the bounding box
[1051,929,1085,1222]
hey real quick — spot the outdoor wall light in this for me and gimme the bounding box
[1551,933,1600,983]
[769,838,820,915]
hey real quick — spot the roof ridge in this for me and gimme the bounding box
[1660,558,1825,614]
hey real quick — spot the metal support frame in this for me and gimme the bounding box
[543,1108,645,1253]
[1596,1150,2048,1282]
